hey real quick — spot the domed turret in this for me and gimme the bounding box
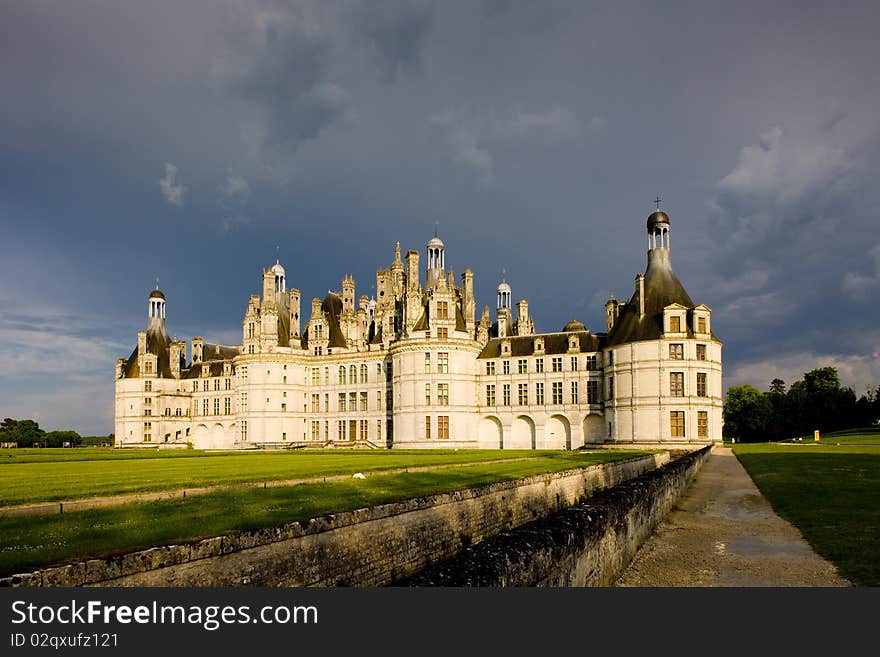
[426,228,446,287]
[148,287,166,319]
[563,319,586,332]
[271,259,286,294]
[497,280,511,309]
[647,201,671,251]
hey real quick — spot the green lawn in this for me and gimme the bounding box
[0,450,645,577]
[0,448,560,506]
[733,433,880,586]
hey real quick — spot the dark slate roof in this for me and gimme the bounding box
[606,249,696,347]
[122,320,173,378]
[180,361,226,379]
[477,331,603,359]
[322,293,349,348]
[455,305,467,332]
[413,309,429,331]
[277,310,290,348]
[202,343,241,361]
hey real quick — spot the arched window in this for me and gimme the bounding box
[339,366,346,385]
[350,365,357,383]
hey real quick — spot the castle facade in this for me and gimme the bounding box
[115,209,722,449]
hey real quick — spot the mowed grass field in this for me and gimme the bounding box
[0,448,558,506]
[733,429,880,586]
[0,449,647,577]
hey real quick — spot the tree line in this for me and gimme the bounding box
[723,367,880,443]
[0,418,112,447]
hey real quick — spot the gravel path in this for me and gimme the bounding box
[615,447,851,587]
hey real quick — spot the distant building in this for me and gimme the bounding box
[115,208,722,449]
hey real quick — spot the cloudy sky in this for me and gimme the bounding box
[1,0,879,435]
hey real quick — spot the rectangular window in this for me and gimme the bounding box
[324,367,330,385]
[338,421,346,441]
[608,351,614,366]
[503,360,510,374]
[698,317,707,334]
[144,397,152,406]
[214,379,220,391]
[224,397,231,415]
[536,382,545,405]
[670,316,681,332]
[360,419,368,440]
[486,361,496,375]
[486,384,496,406]
[376,420,382,442]
[669,343,684,360]
[311,421,320,440]
[697,372,708,397]
[360,364,368,384]
[377,391,383,410]
[438,352,449,373]
[552,381,563,405]
[571,381,579,404]
[202,399,209,416]
[324,394,329,413]
[438,416,449,440]
[437,327,448,339]
[552,357,562,372]
[144,408,152,417]
[608,376,614,400]
[586,355,597,371]
[193,382,198,392]
[437,301,449,319]
[241,392,247,411]
[311,394,320,413]
[571,357,578,372]
[425,383,431,405]
[203,380,209,392]
[339,367,346,385]
[281,402,287,412]
[349,392,356,411]
[312,368,320,385]
[360,392,368,411]
[144,361,153,374]
[240,366,248,381]
[437,383,449,406]
[241,420,247,441]
[671,372,685,397]
[587,380,599,404]
[536,358,544,373]
[503,384,511,406]
[425,352,431,373]
[338,393,346,412]
[518,383,528,406]
[696,344,707,361]
[698,411,709,438]
[670,411,686,437]
[518,359,527,374]
[425,416,431,440]
[144,381,151,392]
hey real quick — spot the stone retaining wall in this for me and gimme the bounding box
[1,452,668,587]
[403,445,711,586]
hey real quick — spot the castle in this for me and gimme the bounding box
[115,208,723,449]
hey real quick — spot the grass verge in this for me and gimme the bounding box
[0,449,555,506]
[733,436,880,586]
[0,450,647,577]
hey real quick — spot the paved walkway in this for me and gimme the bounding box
[615,447,851,586]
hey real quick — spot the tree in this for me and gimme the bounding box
[0,418,18,434]
[12,419,45,447]
[769,378,786,395]
[724,385,772,442]
[44,430,82,448]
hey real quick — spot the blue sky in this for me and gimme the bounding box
[2,0,879,435]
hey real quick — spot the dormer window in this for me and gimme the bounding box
[697,316,707,334]
[670,316,681,332]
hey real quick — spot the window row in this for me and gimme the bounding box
[670,411,710,438]
[425,415,450,440]
[190,378,234,393]
[310,363,389,386]
[485,380,601,406]
[668,343,708,361]
[484,354,600,376]
[669,372,709,397]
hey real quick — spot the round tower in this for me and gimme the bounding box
[271,260,286,295]
[647,206,670,251]
[496,280,511,310]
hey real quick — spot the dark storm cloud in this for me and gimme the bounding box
[1,0,879,433]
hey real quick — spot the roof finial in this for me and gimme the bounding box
[434,222,439,238]
[654,196,662,210]
[275,244,280,264]
[501,267,507,283]
[155,277,160,290]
